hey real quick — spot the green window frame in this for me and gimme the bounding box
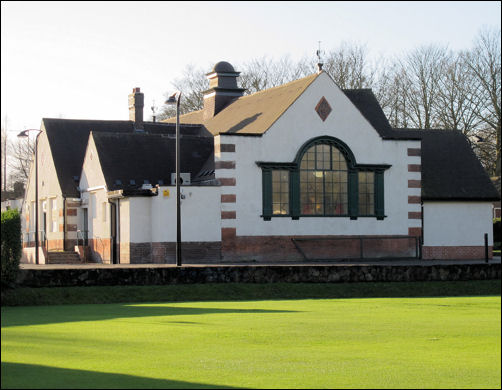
[258,136,390,221]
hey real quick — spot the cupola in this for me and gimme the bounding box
[203,61,246,120]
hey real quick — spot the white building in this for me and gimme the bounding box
[21,62,499,264]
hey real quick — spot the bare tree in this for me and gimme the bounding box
[433,51,484,134]
[375,60,412,128]
[8,136,35,187]
[239,55,313,94]
[157,64,209,120]
[398,45,450,129]
[463,27,501,176]
[322,42,376,89]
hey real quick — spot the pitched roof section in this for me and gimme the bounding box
[163,109,205,125]
[342,89,394,138]
[163,73,319,135]
[391,128,500,201]
[42,118,209,197]
[205,74,319,135]
[91,132,214,192]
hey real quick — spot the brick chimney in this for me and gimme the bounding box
[128,87,144,131]
[203,62,246,120]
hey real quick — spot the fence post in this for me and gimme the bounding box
[484,233,489,263]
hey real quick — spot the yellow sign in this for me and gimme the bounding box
[163,189,170,197]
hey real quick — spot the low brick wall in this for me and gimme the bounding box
[15,263,501,288]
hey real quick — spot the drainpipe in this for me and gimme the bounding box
[420,200,424,259]
[117,198,120,263]
[63,196,66,250]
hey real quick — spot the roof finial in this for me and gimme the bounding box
[316,41,323,73]
[151,100,157,123]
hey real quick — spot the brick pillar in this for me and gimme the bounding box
[407,146,422,240]
[214,135,237,260]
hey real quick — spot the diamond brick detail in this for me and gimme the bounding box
[315,96,332,121]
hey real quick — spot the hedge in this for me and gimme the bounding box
[1,209,22,289]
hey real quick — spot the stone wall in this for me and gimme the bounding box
[15,263,500,288]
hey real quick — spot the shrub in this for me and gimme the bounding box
[1,209,22,289]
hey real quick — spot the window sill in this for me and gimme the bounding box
[261,214,386,220]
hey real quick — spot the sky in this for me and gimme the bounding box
[1,1,501,138]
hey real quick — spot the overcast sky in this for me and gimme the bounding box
[1,1,501,137]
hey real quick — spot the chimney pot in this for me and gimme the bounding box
[129,88,144,130]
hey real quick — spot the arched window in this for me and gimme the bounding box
[257,136,390,220]
[299,143,348,215]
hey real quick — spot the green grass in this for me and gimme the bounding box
[2,295,501,388]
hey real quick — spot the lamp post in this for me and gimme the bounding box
[165,92,182,266]
[17,129,42,265]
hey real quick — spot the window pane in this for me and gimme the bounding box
[272,170,289,215]
[358,171,375,215]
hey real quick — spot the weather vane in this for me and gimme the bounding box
[316,41,323,73]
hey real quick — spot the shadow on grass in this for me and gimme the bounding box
[1,304,299,328]
[1,280,500,309]
[1,362,240,389]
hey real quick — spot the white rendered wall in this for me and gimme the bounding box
[22,127,64,244]
[423,201,494,246]
[119,197,130,238]
[223,72,420,237]
[129,186,221,243]
[79,135,110,241]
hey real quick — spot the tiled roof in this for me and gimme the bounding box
[342,89,394,138]
[42,118,209,197]
[91,132,214,191]
[162,109,205,125]
[391,128,500,201]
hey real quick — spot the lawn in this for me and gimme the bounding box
[1,295,500,389]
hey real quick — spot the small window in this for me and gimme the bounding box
[272,170,289,215]
[358,172,375,215]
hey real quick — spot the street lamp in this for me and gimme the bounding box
[165,92,182,266]
[17,129,42,265]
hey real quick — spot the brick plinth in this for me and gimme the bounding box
[130,241,222,264]
[422,246,493,260]
[222,235,419,262]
